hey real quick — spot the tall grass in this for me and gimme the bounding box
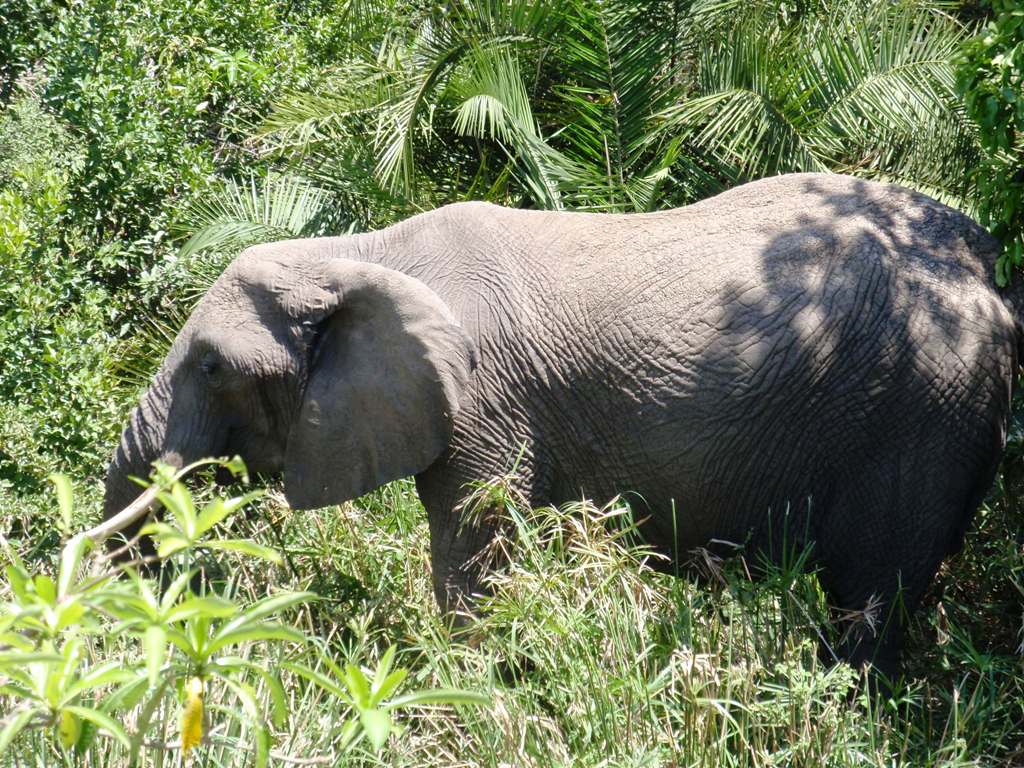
[3,476,1023,766]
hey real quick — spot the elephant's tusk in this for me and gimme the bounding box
[79,484,162,545]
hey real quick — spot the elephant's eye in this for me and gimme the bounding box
[199,354,222,384]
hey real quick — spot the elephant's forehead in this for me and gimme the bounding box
[213,252,331,315]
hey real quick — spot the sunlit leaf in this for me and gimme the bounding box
[49,473,74,533]
[144,625,166,688]
[360,707,391,750]
[203,538,282,564]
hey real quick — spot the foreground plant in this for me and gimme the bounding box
[0,460,487,763]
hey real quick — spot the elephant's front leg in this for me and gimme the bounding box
[417,450,547,619]
[425,498,504,618]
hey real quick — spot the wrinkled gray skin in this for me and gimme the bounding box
[104,174,1023,674]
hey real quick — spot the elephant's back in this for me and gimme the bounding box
[505,174,1015,536]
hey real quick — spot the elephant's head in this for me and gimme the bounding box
[103,241,476,528]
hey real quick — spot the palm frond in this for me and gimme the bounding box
[549,0,686,209]
[174,173,339,259]
[655,16,826,179]
[450,44,537,144]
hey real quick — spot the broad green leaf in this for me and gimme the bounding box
[224,455,249,479]
[5,564,29,601]
[360,707,391,750]
[371,668,408,706]
[0,631,33,651]
[57,708,82,750]
[0,651,64,666]
[218,675,259,719]
[54,598,85,632]
[344,664,371,709]
[33,574,56,605]
[101,676,149,715]
[372,645,397,693]
[61,662,137,703]
[255,723,272,768]
[63,705,131,749]
[159,569,196,613]
[138,521,181,539]
[157,482,197,538]
[155,535,192,560]
[215,658,289,728]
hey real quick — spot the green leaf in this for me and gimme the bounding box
[224,455,249,479]
[54,599,86,632]
[155,535,192,559]
[157,482,197,538]
[205,623,305,656]
[388,689,491,708]
[371,669,408,706]
[216,592,315,637]
[204,538,282,564]
[176,174,335,259]
[195,491,264,537]
[255,723,272,768]
[62,663,138,704]
[360,707,391,750]
[33,574,56,605]
[281,661,349,701]
[214,657,289,728]
[58,535,89,598]
[101,676,149,715]
[372,645,396,692]
[0,651,64,667]
[158,569,196,613]
[5,564,30,601]
[144,625,167,687]
[49,473,74,533]
[62,706,131,749]
[344,664,371,709]
[164,596,238,623]
[218,675,260,719]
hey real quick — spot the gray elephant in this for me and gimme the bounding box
[103,173,1022,674]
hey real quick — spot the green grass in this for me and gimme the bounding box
[4,473,1023,766]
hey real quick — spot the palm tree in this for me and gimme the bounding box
[174,0,982,260]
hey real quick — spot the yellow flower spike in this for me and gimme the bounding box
[57,709,81,750]
[181,676,205,753]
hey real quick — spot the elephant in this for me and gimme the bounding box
[103,172,1023,675]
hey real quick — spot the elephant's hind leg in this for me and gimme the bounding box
[815,455,986,677]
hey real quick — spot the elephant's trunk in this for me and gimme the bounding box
[102,369,215,543]
[103,381,175,525]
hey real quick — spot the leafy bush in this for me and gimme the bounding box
[957,0,1024,284]
[0,92,122,488]
[0,461,486,763]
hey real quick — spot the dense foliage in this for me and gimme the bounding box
[2,0,1024,764]
[957,0,1024,284]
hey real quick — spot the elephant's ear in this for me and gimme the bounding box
[283,260,476,509]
